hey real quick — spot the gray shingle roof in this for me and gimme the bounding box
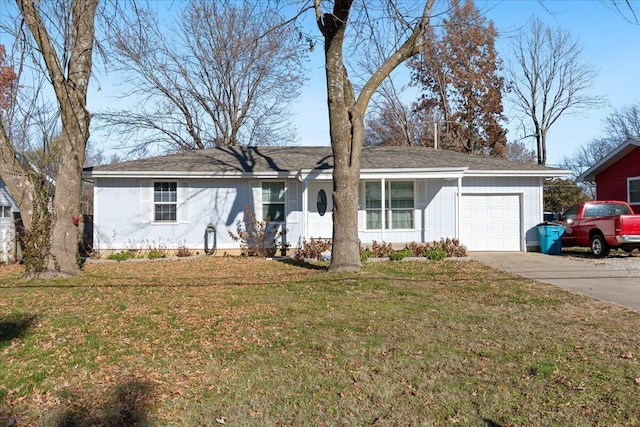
[87,145,563,175]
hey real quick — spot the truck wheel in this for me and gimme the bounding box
[590,234,610,258]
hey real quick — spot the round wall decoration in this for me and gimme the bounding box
[317,189,327,216]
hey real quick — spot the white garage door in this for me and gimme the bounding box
[460,194,521,251]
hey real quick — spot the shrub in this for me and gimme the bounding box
[176,244,192,257]
[399,239,467,259]
[404,241,428,257]
[229,205,285,257]
[360,249,372,262]
[438,238,467,258]
[108,251,133,261]
[295,238,332,261]
[388,249,413,261]
[147,250,164,260]
[425,248,447,260]
[367,241,394,258]
[144,239,167,258]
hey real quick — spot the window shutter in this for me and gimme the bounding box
[178,181,190,223]
[140,181,151,223]
[250,181,261,219]
[287,181,298,223]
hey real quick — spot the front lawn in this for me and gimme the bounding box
[1,257,638,426]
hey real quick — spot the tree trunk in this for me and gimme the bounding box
[45,135,85,277]
[315,0,434,271]
[16,0,97,277]
[320,8,363,272]
[0,123,36,233]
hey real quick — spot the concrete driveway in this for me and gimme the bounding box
[471,252,640,312]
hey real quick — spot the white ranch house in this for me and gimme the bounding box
[84,146,567,255]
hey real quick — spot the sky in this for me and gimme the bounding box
[2,1,636,168]
[287,0,640,168]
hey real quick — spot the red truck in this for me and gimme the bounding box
[556,200,640,258]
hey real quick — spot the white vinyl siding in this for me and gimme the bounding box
[93,174,545,254]
[178,182,190,223]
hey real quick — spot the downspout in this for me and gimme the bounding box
[300,170,308,242]
[456,177,462,240]
[381,178,386,242]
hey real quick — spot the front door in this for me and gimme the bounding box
[307,181,333,239]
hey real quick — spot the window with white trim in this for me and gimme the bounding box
[262,182,285,222]
[154,182,177,222]
[0,205,11,218]
[629,177,640,204]
[365,181,414,230]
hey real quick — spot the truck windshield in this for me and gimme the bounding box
[584,203,632,217]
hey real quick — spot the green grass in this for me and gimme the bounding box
[0,257,639,426]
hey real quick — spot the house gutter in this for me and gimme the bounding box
[465,169,570,178]
[85,167,567,180]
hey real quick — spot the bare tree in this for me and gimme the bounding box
[100,0,308,155]
[0,0,97,277]
[312,0,435,271]
[601,0,640,24]
[0,45,15,109]
[507,18,604,165]
[559,102,640,196]
[505,140,536,163]
[603,102,640,141]
[411,0,507,157]
[364,93,440,147]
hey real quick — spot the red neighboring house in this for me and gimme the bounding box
[579,137,640,214]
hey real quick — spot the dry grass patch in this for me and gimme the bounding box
[1,257,639,426]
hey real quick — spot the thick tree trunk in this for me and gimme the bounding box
[46,137,85,277]
[315,0,434,271]
[15,0,97,277]
[320,6,362,272]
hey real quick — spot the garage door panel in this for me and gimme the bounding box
[460,194,521,251]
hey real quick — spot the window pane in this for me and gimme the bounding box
[604,203,631,215]
[392,209,414,229]
[0,206,10,218]
[631,179,640,203]
[389,181,414,209]
[155,204,176,221]
[367,210,381,229]
[365,182,381,209]
[263,203,285,222]
[262,182,285,203]
[564,205,578,220]
[154,182,177,202]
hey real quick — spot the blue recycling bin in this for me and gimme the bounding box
[537,222,565,255]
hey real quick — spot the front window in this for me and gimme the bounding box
[365,182,382,229]
[154,182,177,222]
[262,182,285,222]
[0,205,11,218]
[365,181,414,230]
[629,177,640,204]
